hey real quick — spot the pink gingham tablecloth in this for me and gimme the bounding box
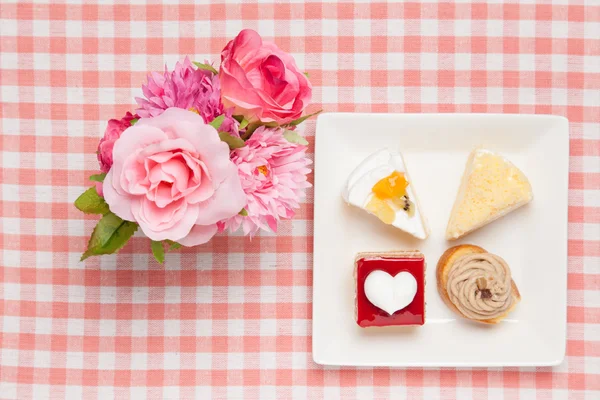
[1,1,599,399]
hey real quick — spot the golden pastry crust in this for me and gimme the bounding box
[355,250,424,264]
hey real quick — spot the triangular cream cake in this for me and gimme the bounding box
[446,149,533,240]
[342,149,430,240]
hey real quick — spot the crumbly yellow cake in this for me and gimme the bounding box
[446,149,533,240]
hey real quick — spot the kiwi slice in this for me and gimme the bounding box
[403,196,415,217]
[389,195,416,217]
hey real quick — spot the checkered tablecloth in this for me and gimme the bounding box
[1,1,599,399]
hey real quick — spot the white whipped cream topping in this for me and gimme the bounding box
[364,270,418,315]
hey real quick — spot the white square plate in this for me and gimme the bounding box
[312,113,569,367]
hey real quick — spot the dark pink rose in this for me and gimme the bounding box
[97,112,138,173]
[220,29,312,124]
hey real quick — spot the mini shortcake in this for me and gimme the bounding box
[342,148,429,239]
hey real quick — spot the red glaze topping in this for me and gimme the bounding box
[356,256,425,327]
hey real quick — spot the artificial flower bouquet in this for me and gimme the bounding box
[75,29,318,263]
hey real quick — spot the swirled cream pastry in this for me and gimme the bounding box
[436,244,521,324]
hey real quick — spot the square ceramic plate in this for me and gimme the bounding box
[312,113,569,367]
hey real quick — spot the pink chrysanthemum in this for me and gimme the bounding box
[219,126,312,235]
[135,57,239,136]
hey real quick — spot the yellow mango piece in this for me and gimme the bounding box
[372,171,408,200]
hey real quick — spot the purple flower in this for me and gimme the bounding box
[135,57,239,136]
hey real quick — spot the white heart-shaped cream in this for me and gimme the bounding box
[364,270,418,315]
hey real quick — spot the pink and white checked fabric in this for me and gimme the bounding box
[1,1,599,399]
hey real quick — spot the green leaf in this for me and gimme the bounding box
[80,213,138,261]
[130,118,139,126]
[303,72,310,78]
[219,132,246,150]
[151,241,165,264]
[241,121,278,140]
[164,240,182,251]
[283,130,309,146]
[286,110,322,127]
[74,187,110,215]
[89,173,106,182]
[192,61,218,74]
[231,115,249,130]
[239,208,248,216]
[209,115,225,130]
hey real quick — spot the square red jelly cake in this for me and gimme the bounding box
[355,251,425,327]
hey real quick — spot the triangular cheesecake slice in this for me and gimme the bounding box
[446,149,533,240]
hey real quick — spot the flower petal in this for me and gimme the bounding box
[160,157,189,192]
[134,200,200,242]
[177,224,219,247]
[103,169,136,221]
[195,165,246,225]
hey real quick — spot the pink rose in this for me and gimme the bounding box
[97,112,138,173]
[103,108,246,246]
[219,29,312,124]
